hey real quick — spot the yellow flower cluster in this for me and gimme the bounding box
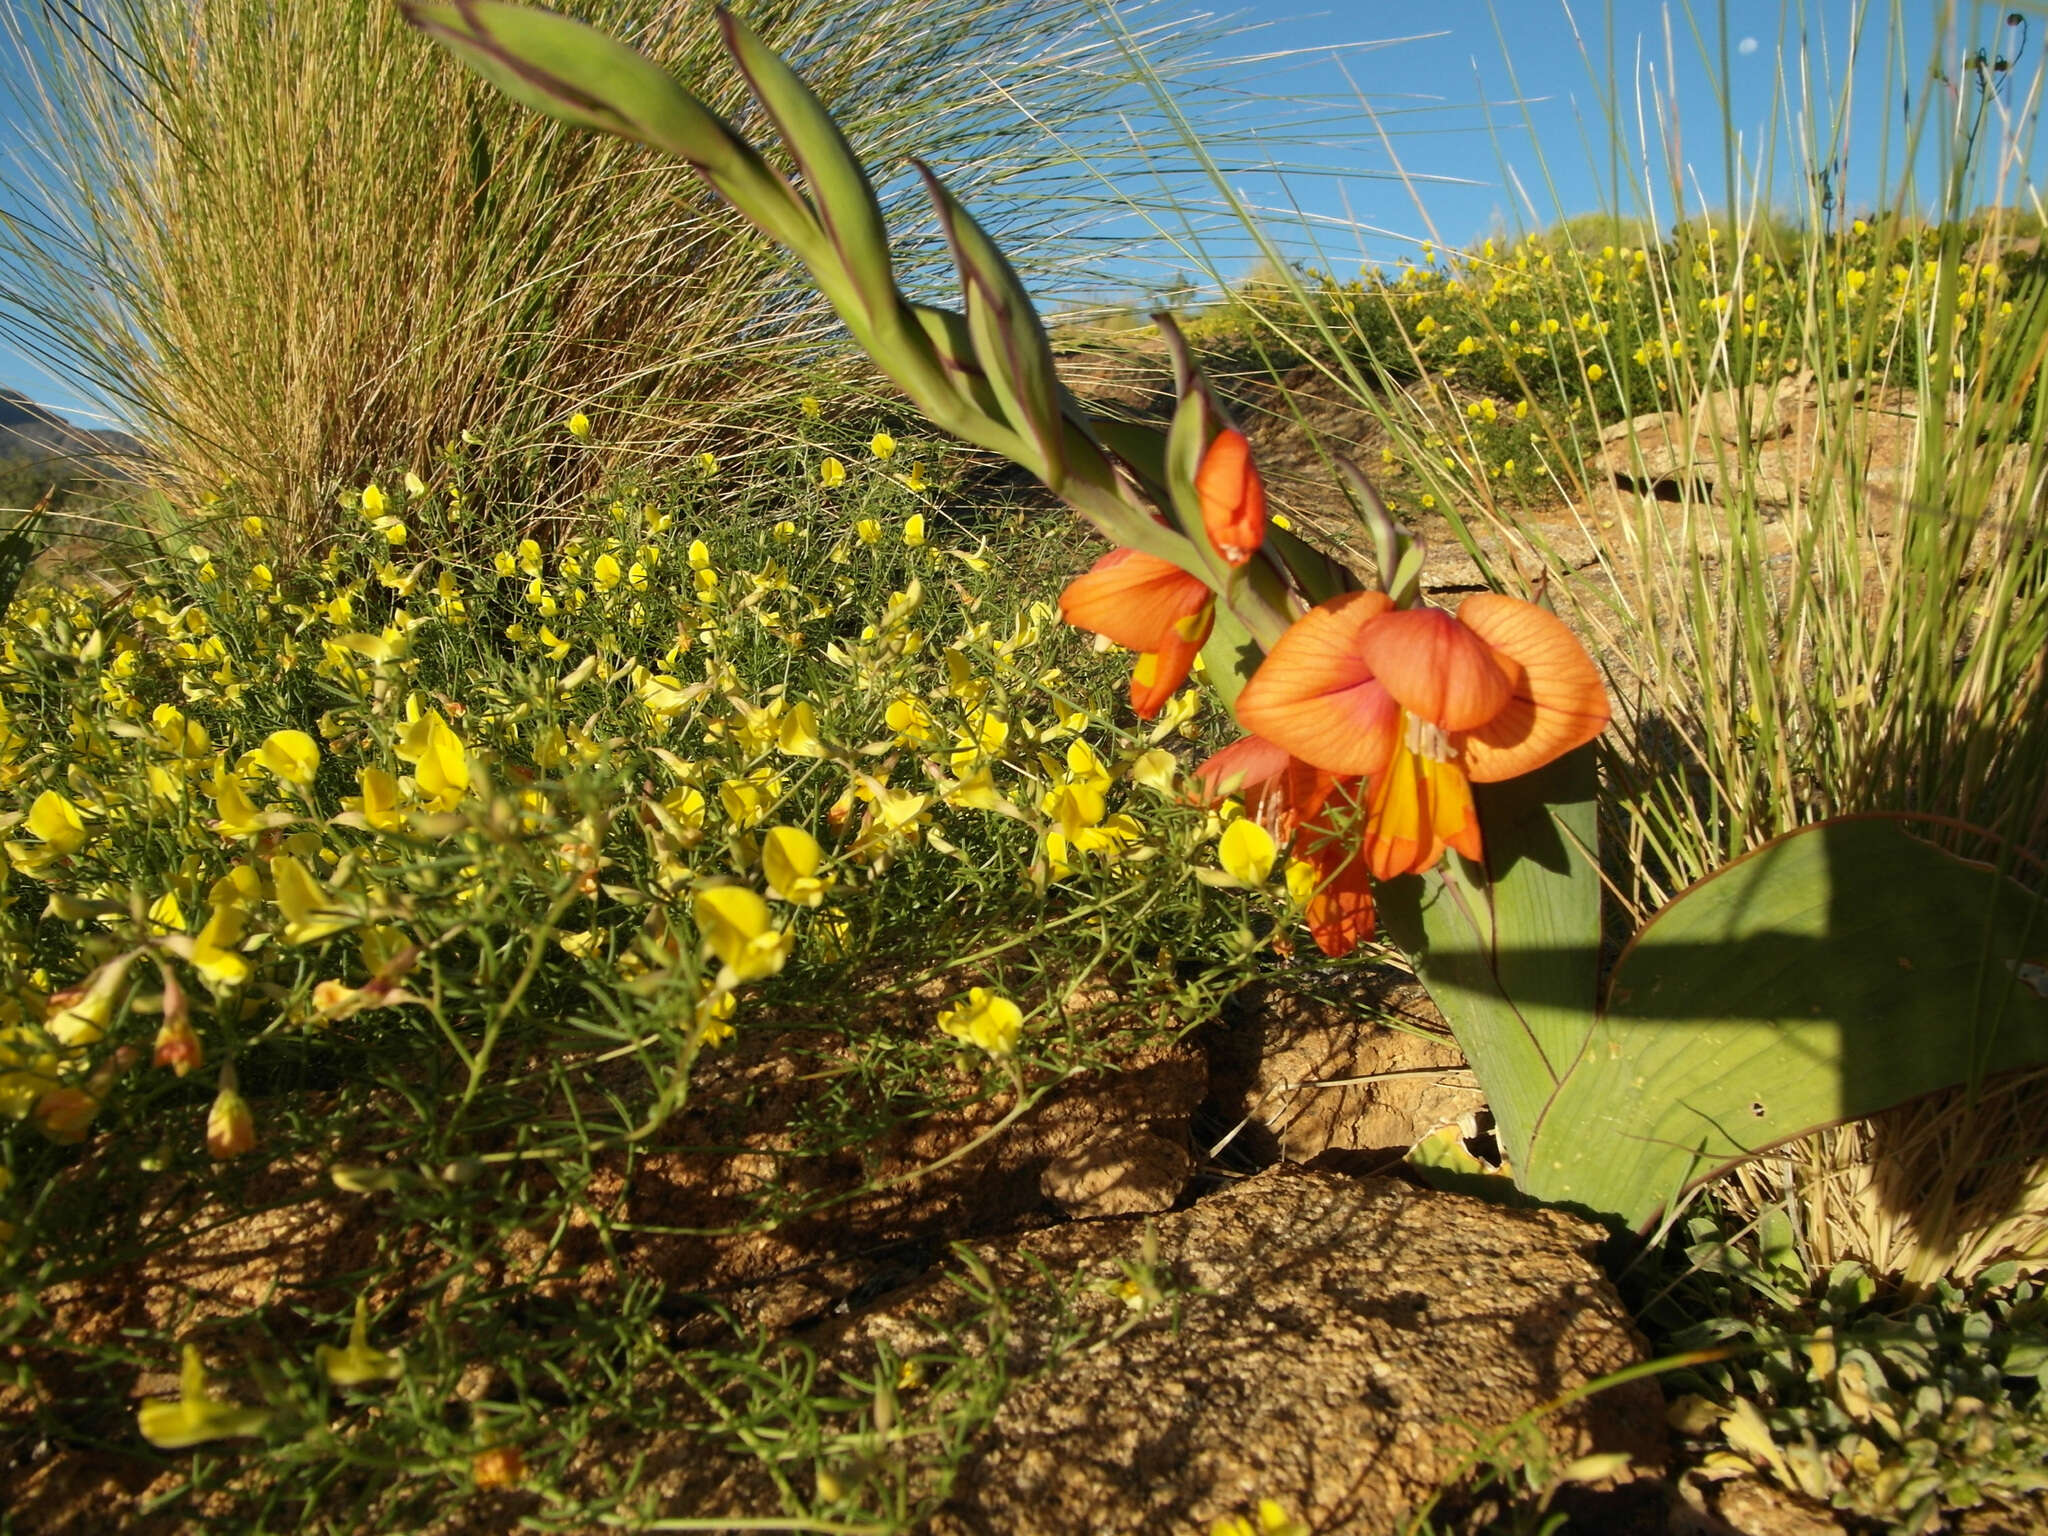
[0,454,1262,1217]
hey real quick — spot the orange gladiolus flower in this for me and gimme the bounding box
[1236,591,1608,880]
[1197,733,1375,956]
[1059,548,1214,719]
[1194,428,1265,567]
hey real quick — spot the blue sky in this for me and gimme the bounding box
[1119,0,1992,283]
[0,0,2030,426]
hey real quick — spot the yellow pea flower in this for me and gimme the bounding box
[761,826,830,907]
[567,412,592,440]
[885,696,936,747]
[593,553,623,591]
[190,898,251,987]
[637,673,697,723]
[819,457,847,489]
[718,769,783,829]
[1041,777,1107,840]
[152,702,211,760]
[272,854,353,944]
[44,952,140,1047]
[869,432,896,460]
[33,1086,100,1144]
[395,707,469,813]
[855,518,882,546]
[27,790,89,854]
[205,1076,257,1160]
[316,1297,404,1388]
[661,784,707,843]
[138,1345,271,1449]
[1218,817,1278,886]
[1127,748,1180,794]
[944,765,1013,813]
[848,782,931,860]
[777,700,827,758]
[936,987,1023,1059]
[949,713,1009,772]
[695,987,738,1047]
[1210,1500,1310,1536]
[343,767,408,833]
[902,512,926,546]
[693,885,793,983]
[1284,858,1321,907]
[148,889,187,933]
[208,761,268,839]
[248,729,320,788]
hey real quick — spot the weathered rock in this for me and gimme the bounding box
[1206,978,1483,1166]
[827,1165,1665,1534]
[1594,373,2042,561]
[1040,1126,1194,1218]
[1688,1473,1848,1536]
[622,1030,1208,1322]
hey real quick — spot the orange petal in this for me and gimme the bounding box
[1059,548,1211,655]
[1353,605,1511,732]
[1451,594,1610,782]
[1195,734,1341,841]
[1362,735,1477,880]
[1128,600,1213,718]
[1194,734,1293,803]
[1301,843,1375,957]
[1194,428,1265,567]
[1435,758,1483,865]
[1237,592,1402,777]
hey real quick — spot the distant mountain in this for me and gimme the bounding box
[0,389,146,476]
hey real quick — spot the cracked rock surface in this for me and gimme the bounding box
[826,1163,1666,1534]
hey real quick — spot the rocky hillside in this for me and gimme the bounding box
[0,389,144,473]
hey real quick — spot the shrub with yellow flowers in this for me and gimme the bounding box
[0,431,1307,1254]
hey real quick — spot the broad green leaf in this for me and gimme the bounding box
[1091,417,1170,500]
[717,8,897,331]
[1524,816,2048,1230]
[1262,523,1357,608]
[1199,605,1261,716]
[1378,744,1603,1170]
[907,303,1013,436]
[917,166,1065,484]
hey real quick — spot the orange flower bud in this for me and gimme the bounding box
[155,1016,204,1076]
[1194,428,1265,567]
[154,965,202,1076]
